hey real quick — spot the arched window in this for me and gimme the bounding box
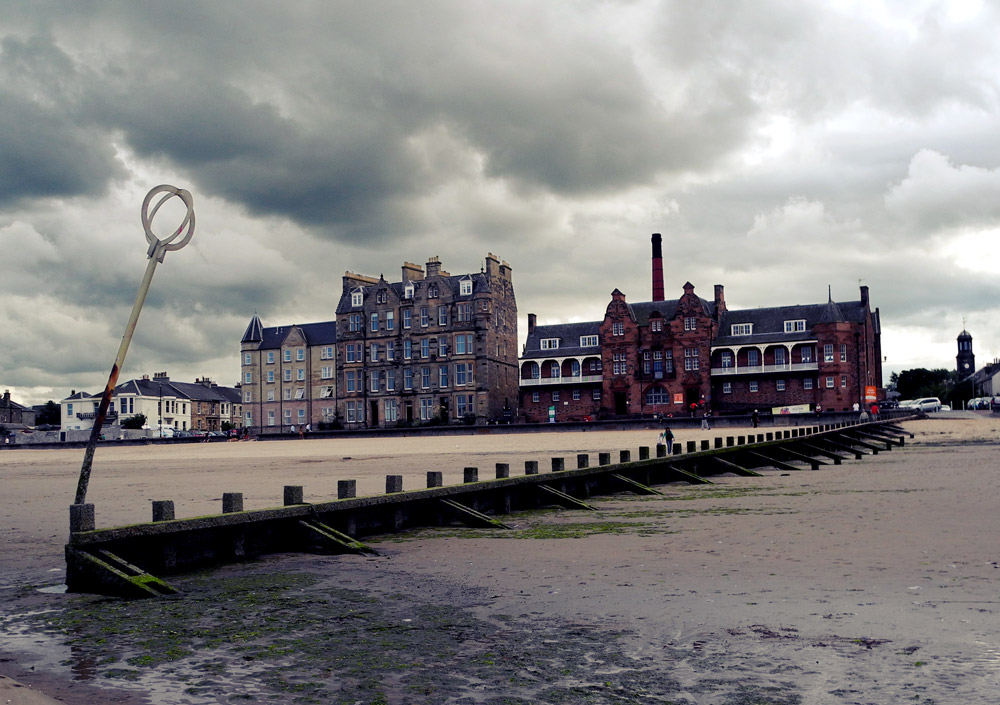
[645,385,670,405]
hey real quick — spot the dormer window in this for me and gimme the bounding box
[459,278,473,296]
[731,323,753,336]
[579,335,598,347]
[540,338,560,350]
[428,283,439,298]
[351,288,363,307]
[784,319,806,333]
[404,283,414,299]
[376,289,387,304]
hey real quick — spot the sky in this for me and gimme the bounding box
[3,0,1000,407]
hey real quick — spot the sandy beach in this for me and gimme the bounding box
[1,415,998,703]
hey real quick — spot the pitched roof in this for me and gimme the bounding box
[714,299,867,346]
[241,314,264,343]
[335,270,490,314]
[522,320,602,359]
[257,321,338,349]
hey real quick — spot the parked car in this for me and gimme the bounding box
[914,397,942,412]
[940,404,951,411]
[880,400,899,409]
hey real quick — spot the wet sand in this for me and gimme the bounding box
[1,416,998,703]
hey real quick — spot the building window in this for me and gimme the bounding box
[826,376,835,388]
[804,378,814,390]
[402,309,412,329]
[243,391,251,402]
[570,360,581,377]
[320,385,334,398]
[296,349,305,361]
[370,312,379,332]
[784,320,806,333]
[386,369,396,391]
[721,351,733,368]
[592,389,601,400]
[612,321,624,336]
[284,410,292,423]
[386,311,395,331]
[403,340,412,360]
[750,381,759,393]
[370,372,380,393]
[722,382,732,394]
[244,372,252,384]
[421,339,430,358]
[320,346,333,360]
[841,375,848,388]
[540,338,560,350]
[428,283,439,298]
[532,391,540,403]
[840,344,847,362]
[456,363,468,386]
[746,349,759,367]
[774,348,786,366]
[438,305,448,326]
[731,323,752,336]
[297,368,305,381]
[348,313,362,332]
[404,283,414,299]
[244,353,251,365]
[801,346,813,363]
[321,366,333,379]
[460,278,473,296]
[645,386,670,405]
[385,399,398,423]
[420,398,433,420]
[351,288,363,307]
[403,368,413,390]
[683,348,700,371]
[650,320,662,332]
[421,367,431,389]
[420,307,429,327]
[439,365,449,387]
[266,351,275,364]
[776,379,786,391]
[283,389,291,400]
[824,344,834,362]
[267,410,276,426]
[573,389,580,400]
[370,343,379,362]
[550,362,560,378]
[267,370,275,383]
[457,302,472,321]
[284,350,292,362]
[552,391,560,402]
[284,369,292,382]
[580,335,598,347]
[346,370,356,392]
[295,388,305,400]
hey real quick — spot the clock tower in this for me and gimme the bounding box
[957,326,975,376]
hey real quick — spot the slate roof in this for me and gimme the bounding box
[627,297,716,325]
[241,314,264,343]
[335,271,490,314]
[255,321,339,349]
[522,320,602,360]
[714,300,867,347]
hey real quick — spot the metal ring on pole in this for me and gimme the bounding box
[142,185,196,262]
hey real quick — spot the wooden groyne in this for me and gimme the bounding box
[65,417,914,598]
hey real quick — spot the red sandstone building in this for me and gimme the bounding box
[519,234,883,421]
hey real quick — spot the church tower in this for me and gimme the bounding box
[957,326,975,376]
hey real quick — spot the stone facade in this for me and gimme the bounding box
[334,254,518,428]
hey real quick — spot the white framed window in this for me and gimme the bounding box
[283,369,292,382]
[550,362,560,378]
[721,351,733,368]
[402,309,412,329]
[284,409,292,422]
[804,378,813,390]
[295,388,305,400]
[370,312,379,332]
[826,376,835,388]
[268,410,276,426]
[346,370,356,392]
[420,307,429,327]
[404,368,413,390]
[774,348,786,366]
[296,349,305,361]
[283,389,291,400]
[267,351,275,364]
[438,305,448,325]
[370,372,380,393]
[784,320,806,333]
[283,350,291,362]
[580,335,598,347]
[746,349,760,367]
[321,366,333,379]
[420,397,433,420]
[403,340,412,359]
[404,283,414,299]
[841,375,848,388]
[421,339,430,358]
[722,382,732,394]
[776,379,786,391]
[650,320,663,332]
[439,365,449,387]
[749,381,759,393]
[421,367,431,389]
[320,385,334,398]
[457,302,473,321]
[731,323,752,336]
[385,399,398,423]
[267,370,274,383]
[684,317,697,331]
[684,348,700,370]
[540,338,560,350]
[244,353,251,365]
[840,344,847,362]
[532,391,540,403]
[612,321,624,336]
[244,390,252,402]
[297,368,305,381]
[320,346,333,360]
[370,343,379,361]
[386,311,394,331]
[460,278,472,296]
[824,344,834,362]
[348,313,362,332]
[267,390,274,401]
[801,346,813,363]
[592,388,601,400]
[351,288,363,307]
[573,389,580,400]
[386,369,396,391]
[244,372,252,384]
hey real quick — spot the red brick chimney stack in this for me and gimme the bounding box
[651,233,665,302]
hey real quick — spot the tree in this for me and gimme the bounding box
[121,413,147,430]
[894,368,954,401]
[36,401,61,426]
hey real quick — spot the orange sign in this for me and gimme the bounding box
[865,386,877,402]
[673,393,684,404]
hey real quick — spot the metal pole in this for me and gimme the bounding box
[73,186,195,506]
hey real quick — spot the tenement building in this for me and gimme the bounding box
[519,234,883,422]
[335,254,518,427]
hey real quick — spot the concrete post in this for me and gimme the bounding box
[673,444,682,455]
[222,493,243,513]
[69,503,95,533]
[525,460,539,475]
[551,457,565,472]
[639,446,650,460]
[766,432,773,441]
[496,463,509,479]
[464,467,479,483]
[620,450,631,463]
[656,444,666,458]
[738,436,746,445]
[598,452,611,465]
[338,479,357,499]
[700,440,710,451]
[386,475,403,493]
[727,436,734,447]
[714,437,723,449]
[283,486,304,506]
[577,454,589,468]
[686,441,697,453]
[427,471,443,487]
[152,500,175,522]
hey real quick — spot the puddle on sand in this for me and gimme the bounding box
[37,584,67,594]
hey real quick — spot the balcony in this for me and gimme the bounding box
[710,362,819,377]
[520,374,603,387]
[76,411,119,420]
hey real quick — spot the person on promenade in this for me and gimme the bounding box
[751,409,759,428]
[701,410,711,430]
